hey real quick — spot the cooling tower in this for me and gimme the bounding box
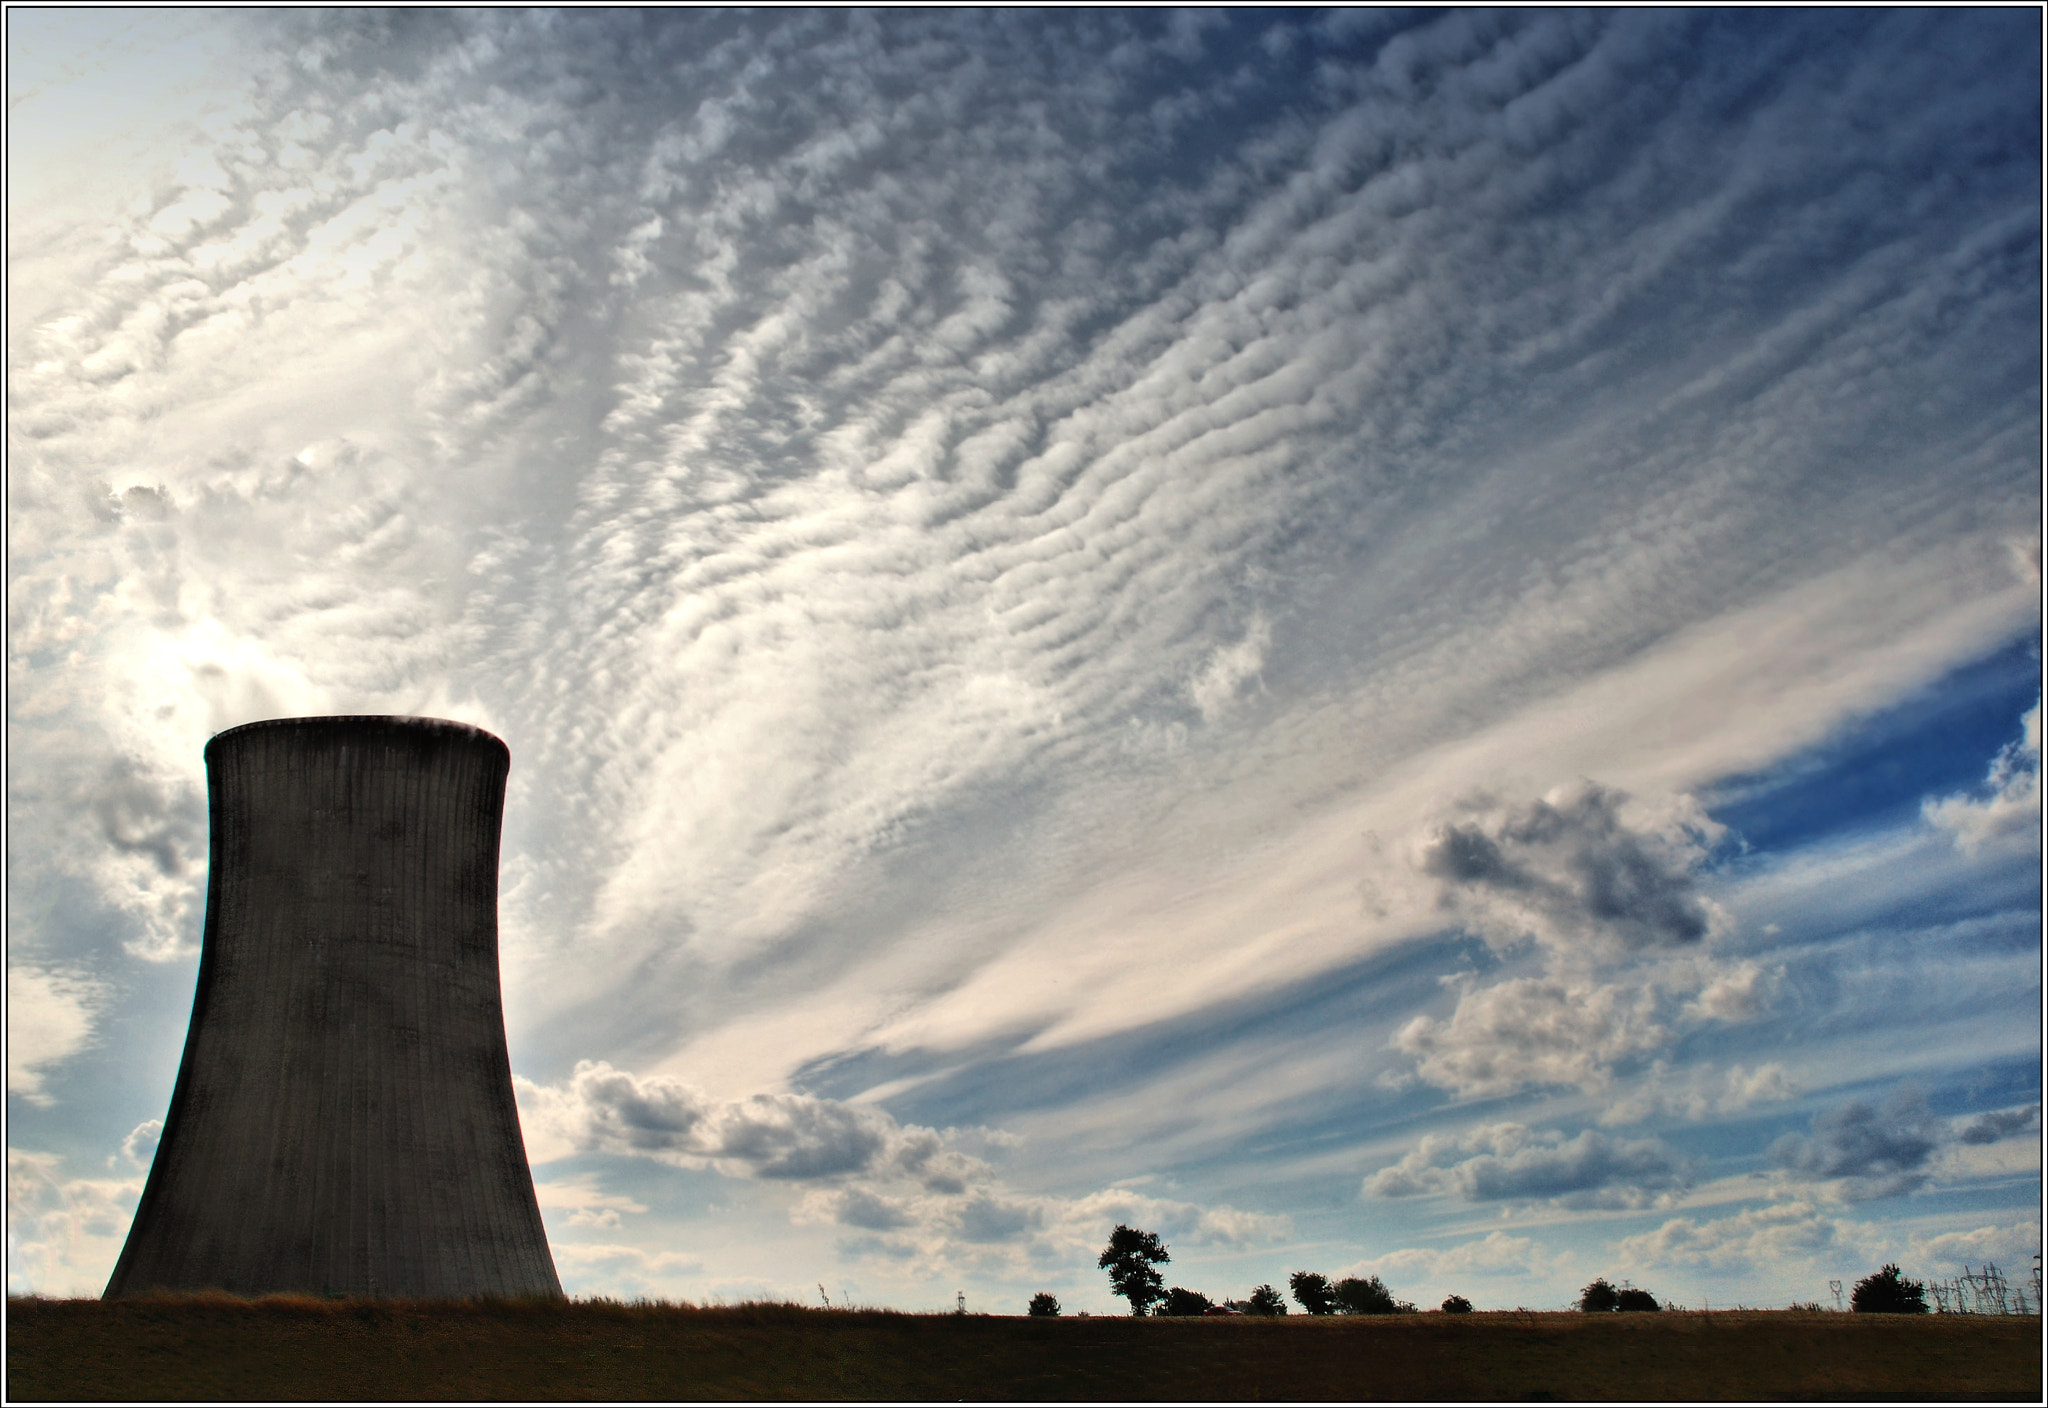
[105,716,562,1299]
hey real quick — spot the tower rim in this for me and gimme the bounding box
[206,715,507,759]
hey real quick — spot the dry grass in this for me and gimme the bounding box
[6,1296,2040,1402]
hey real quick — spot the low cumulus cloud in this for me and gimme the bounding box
[1954,1104,2040,1147]
[1615,1199,1849,1276]
[515,1060,989,1189]
[521,1059,1286,1277]
[532,1174,650,1231]
[1765,1092,2041,1205]
[6,1148,143,1296]
[1923,699,2041,854]
[1415,783,1726,954]
[1347,1229,1543,1283]
[1599,1061,1798,1127]
[1390,783,1762,1100]
[1618,1202,2041,1291]
[116,1120,162,1171]
[547,1242,706,1299]
[1393,975,1668,1098]
[1365,1122,1695,1210]
[1769,1088,1944,1202]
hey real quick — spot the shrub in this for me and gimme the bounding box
[1851,1264,1928,1314]
[1246,1284,1288,1316]
[1287,1272,1336,1315]
[1615,1288,1660,1312]
[1159,1287,1212,1317]
[1332,1275,1399,1315]
[1578,1279,1620,1313]
[1440,1295,1473,1314]
[1026,1293,1060,1317]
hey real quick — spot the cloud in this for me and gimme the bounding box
[7,966,107,1105]
[533,1173,650,1231]
[1346,1230,1543,1283]
[5,7,2041,1308]
[786,1172,1290,1282]
[1599,1061,1798,1126]
[1365,1122,1695,1209]
[1923,698,2041,854]
[116,1120,162,1171]
[6,1148,143,1297]
[1415,783,1725,954]
[1616,1202,2042,1290]
[1187,616,1270,723]
[1769,1088,1943,1201]
[1954,1104,2039,1147]
[515,1060,989,1189]
[547,1241,705,1298]
[1393,975,1669,1098]
[1614,1199,1848,1275]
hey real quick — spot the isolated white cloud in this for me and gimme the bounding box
[1923,699,2041,854]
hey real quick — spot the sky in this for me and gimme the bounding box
[7,8,2042,1315]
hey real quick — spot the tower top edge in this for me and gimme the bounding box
[205,715,508,757]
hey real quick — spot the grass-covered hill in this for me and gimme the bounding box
[6,1295,2040,1402]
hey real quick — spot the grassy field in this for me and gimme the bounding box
[6,1295,2041,1402]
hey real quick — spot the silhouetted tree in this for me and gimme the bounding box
[1027,1292,1060,1317]
[1246,1283,1288,1315]
[1578,1278,1621,1312]
[1851,1264,1929,1314]
[1160,1286,1213,1316]
[1288,1270,1336,1315]
[1333,1274,1399,1315]
[1098,1224,1169,1316]
[1616,1287,1660,1311]
[1440,1294,1473,1314]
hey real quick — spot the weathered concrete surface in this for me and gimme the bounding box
[105,716,562,1299]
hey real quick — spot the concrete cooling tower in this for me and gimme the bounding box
[105,716,562,1299]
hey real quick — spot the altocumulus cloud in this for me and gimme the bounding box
[7,8,2039,1308]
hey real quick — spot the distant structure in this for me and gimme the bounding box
[105,716,562,1300]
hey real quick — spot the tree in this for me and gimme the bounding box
[1616,1287,1660,1312]
[1098,1224,1170,1316]
[1027,1292,1060,1317]
[1288,1270,1337,1315]
[1246,1284,1289,1316]
[1440,1294,1473,1314]
[1851,1264,1929,1314]
[1333,1275,1399,1315]
[1578,1278,1621,1312]
[1160,1286,1212,1316]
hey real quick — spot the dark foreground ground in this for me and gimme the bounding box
[6,1296,2041,1402]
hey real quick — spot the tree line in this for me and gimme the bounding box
[1022,1225,1945,1318]
[1043,1224,1461,1318]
